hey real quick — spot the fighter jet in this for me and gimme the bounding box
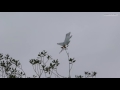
[57,32,72,53]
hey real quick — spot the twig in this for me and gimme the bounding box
[70,63,73,71]
[32,65,40,77]
[50,69,53,78]
[65,50,71,78]
[55,67,66,78]
[42,57,47,78]
[38,63,41,78]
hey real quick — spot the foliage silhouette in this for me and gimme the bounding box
[0,49,97,78]
[0,53,26,78]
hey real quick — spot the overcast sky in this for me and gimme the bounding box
[0,12,120,78]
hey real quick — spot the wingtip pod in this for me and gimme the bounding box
[69,32,72,37]
[57,42,64,46]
